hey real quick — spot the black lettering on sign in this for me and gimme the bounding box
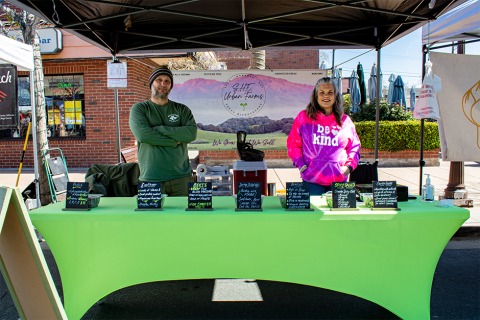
[137,182,162,210]
[187,182,213,210]
[373,181,397,209]
[332,182,356,209]
[236,182,262,210]
[286,182,311,210]
[65,182,89,209]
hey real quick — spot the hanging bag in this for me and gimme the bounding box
[236,131,265,161]
[413,61,442,120]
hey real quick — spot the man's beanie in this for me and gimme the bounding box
[148,66,173,89]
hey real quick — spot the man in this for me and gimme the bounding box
[129,66,197,196]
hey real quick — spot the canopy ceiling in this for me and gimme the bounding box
[422,0,480,45]
[9,0,466,55]
[0,34,34,71]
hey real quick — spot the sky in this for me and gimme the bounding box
[321,28,480,89]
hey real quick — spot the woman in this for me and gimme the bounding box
[287,77,361,195]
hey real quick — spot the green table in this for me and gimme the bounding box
[29,196,469,320]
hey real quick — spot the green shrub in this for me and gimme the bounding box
[355,120,440,152]
[350,101,414,122]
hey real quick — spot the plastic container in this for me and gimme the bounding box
[233,160,267,196]
[197,173,233,196]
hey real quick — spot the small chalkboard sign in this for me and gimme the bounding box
[236,182,262,211]
[332,181,358,210]
[286,182,313,211]
[136,182,163,211]
[186,182,213,211]
[64,182,89,211]
[372,181,399,210]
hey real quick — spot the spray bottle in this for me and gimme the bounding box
[422,174,435,202]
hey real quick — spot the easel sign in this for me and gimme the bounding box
[235,182,262,211]
[372,181,400,210]
[64,182,89,211]
[331,181,358,211]
[0,186,67,319]
[136,182,163,211]
[286,182,313,211]
[186,182,213,211]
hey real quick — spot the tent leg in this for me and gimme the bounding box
[115,89,121,163]
[374,47,381,163]
[419,45,427,195]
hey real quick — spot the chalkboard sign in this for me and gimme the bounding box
[332,182,357,210]
[136,182,163,211]
[373,181,398,209]
[64,182,89,210]
[286,182,313,211]
[187,182,213,211]
[236,182,262,211]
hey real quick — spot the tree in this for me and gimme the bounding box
[249,50,265,69]
[1,4,52,205]
[167,52,223,70]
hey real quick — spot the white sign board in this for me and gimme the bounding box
[7,28,62,54]
[430,52,480,161]
[107,61,128,89]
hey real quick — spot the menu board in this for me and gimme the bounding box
[65,182,89,210]
[187,182,213,210]
[136,182,162,211]
[236,182,262,211]
[373,181,398,209]
[286,182,312,210]
[332,182,357,209]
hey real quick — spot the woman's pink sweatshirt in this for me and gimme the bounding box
[287,110,361,186]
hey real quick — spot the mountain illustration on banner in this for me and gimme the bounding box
[462,79,480,149]
[169,74,314,125]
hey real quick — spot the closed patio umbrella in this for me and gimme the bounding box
[392,75,406,110]
[386,74,396,104]
[357,62,367,106]
[332,68,342,94]
[368,63,382,103]
[409,87,416,112]
[349,70,361,113]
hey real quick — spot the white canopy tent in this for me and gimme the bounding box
[422,0,480,45]
[0,34,40,206]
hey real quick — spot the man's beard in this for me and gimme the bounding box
[153,88,171,99]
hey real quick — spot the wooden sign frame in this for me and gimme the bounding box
[0,186,67,320]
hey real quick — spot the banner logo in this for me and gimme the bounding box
[222,74,266,117]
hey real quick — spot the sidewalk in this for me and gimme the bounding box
[1,160,479,228]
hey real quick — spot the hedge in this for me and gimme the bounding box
[354,120,440,152]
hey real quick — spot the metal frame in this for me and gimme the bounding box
[43,148,70,203]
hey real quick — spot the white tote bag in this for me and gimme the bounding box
[414,61,442,120]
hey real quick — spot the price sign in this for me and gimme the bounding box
[236,182,262,211]
[65,182,89,210]
[136,182,162,211]
[187,182,213,210]
[373,181,398,209]
[286,182,312,210]
[332,182,357,209]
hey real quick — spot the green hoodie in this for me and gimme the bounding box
[129,100,197,182]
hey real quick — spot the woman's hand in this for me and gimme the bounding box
[340,166,350,176]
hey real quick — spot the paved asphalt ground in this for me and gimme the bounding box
[1,159,479,319]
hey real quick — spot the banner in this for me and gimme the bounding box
[430,52,480,161]
[0,64,18,128]
[168,69,328,150]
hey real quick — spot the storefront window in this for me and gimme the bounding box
[0,74,86,139]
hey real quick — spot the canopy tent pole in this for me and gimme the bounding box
[374,47,381,162]
[115,89,121,163]
[419,45,427,195]
[30,71,40,207]
[331,49,335,70]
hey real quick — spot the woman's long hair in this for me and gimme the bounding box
[306,77,344,126]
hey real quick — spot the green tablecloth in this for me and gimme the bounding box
[30,196,469,320]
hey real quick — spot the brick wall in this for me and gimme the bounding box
[216,49,320,70]
[0,58,156,168]
[199,148,440,168]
